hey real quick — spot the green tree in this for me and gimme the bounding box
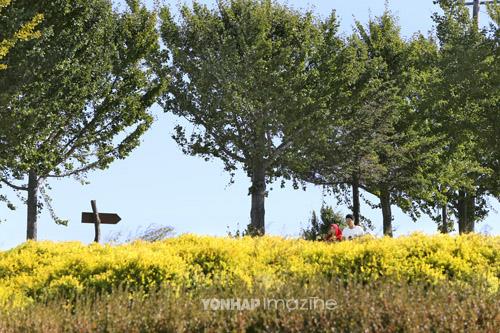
[0,0,164,240]
[354,13,445,237]
[158,0,322,235]
[0,1,42,215]
[420,0,500,233]
[298,14,397,228]
[418,1,499,233]
[287,13,372,227]
[398,0,499,234]
[297,11,444,236]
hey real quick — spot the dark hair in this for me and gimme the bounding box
[345,214,354,220]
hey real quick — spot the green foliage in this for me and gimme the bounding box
[0,0,497,241]
[486,1,500,25]
[320,205,347,230]
[301,211,322,241]
[158,0,323,233]
[349,12,445,224]
[1,0,163,176]
[0,0,165,233]
[418,0,500,231]
[159,0,321,172]
[293,10,447,235]
[0,1,43,216]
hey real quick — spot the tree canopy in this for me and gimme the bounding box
[0,0,165,239]
[158,0,324,235]
[291,11,446,236]
[417,0,500,233]
[0,0,497,239]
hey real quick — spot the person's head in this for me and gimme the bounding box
[345,214,354,228]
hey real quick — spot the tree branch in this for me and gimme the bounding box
[46,160,101,178]
[190,113,246,163]
[56,77,121,160]
[300,173,346,187]
[269,124,309,163]
[0,177,28,191]
[231,113,251,161]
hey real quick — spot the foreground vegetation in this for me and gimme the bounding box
[0,234,498,331]
[0,234,498,307]
[1,278,498,333]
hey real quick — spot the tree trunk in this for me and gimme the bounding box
[441,205,449,234]
[458,190,474,234]
[380,188,392,237]
[352,176,360,226]
[457,190,466,234]
[249,161,266,236]
[26,170,39,240]
[472,0,480,26]
[467,194,475,233]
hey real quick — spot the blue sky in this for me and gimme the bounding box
[1,0,498,249]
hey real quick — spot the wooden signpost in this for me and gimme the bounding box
[81,200,121,243]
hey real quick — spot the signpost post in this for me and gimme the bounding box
[81,200,121,243]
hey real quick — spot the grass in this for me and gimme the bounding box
[0,278,499,332]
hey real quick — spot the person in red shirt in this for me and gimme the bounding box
[324,223,342,242]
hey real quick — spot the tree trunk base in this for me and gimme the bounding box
[26,170,39,241]
[380,189,392,237]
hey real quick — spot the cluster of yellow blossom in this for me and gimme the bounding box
[0,233,497,308]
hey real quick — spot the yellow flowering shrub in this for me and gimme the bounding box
[0,233,498,308]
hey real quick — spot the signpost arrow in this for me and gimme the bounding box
[81,200,121,243]
[81,212,121,224]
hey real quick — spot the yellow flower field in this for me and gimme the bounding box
[0,233,498,308]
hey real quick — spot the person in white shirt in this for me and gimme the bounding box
[342,214,364,240]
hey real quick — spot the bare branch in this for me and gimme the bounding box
[0,177,28,191]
